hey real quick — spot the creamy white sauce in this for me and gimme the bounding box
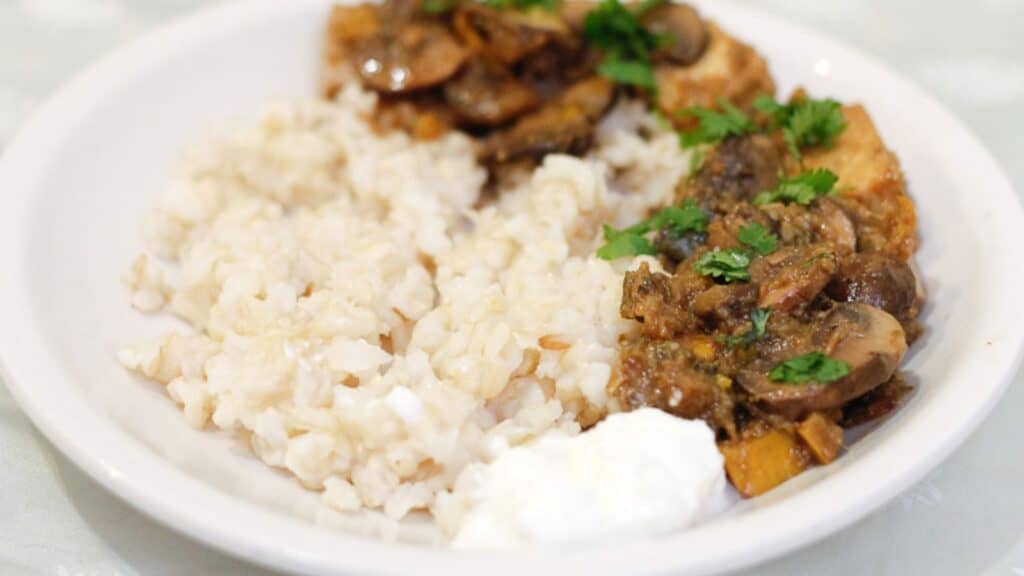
[450,408,729,548]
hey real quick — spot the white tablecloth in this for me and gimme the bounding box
[2,1,1023,574]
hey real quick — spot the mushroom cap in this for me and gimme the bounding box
[737,302,908,420]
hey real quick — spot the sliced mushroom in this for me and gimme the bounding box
[356,21,468,93]
[691,283,759,324]
[737,303,908,420]
[324,4,385,97]
[452,3,571,65]
[686,133,786,212]
[443,59,541,126]
[749,244,838,313]
[640,3,708,65]
[826,253,919,320]
[479,76,615,165]
[812,199,857,254]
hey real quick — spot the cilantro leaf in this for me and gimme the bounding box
[597,230,657,260]
[737,222,778,255]
[787,98,847,148]
[724,308,772,347]
[753,168,839,206]
[678,99,756,148]
[693,248,752,282]
[647,200,709,236]
[752,94,785,118]
[584,0,663,90]
[769,352,850,384]
[597,57,656,90]
[754,94,847,159]
[597,200,707,260]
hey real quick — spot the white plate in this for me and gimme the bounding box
[0,0,1021,574]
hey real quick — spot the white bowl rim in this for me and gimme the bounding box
[0,1,1022,575]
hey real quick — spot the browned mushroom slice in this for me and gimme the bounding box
[684,133,787,212]
[443,60,541,127]
[826,253,919,319]
[480,76,616,164]
[811,199,857,254]
[691,283,759,323]
[737,303,908,420]
[324,4,384,97]
[641,3,709,65]
[453,3,572,66]
[826,252,922,341]
[748,244,838,313]
[353,19,468,93]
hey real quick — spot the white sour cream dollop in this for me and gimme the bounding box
[448,408,730,548]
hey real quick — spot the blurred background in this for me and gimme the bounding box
[1,1,1022,574]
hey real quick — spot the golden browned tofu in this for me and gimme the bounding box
[654,23,775,119]
[803,105,918,260]
[719,429,810,498]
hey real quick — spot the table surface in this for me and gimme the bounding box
[2,1,1022,575]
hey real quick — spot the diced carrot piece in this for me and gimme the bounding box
[797,412,844,464]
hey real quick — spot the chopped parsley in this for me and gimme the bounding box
[737,222,778,255]
[678,99,756,148]
[597,58,657,90]
[693,248,752,283]
[769,352,850,384]
[597,200,708,260]
[596,230,658,259]
[724,308,772,347]
[754,95,847,160]
[583,0,667,90]
[752,168,839,206]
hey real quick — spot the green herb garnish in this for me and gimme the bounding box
[752,168,839,206]
[678,99,756,148]
[769,352,850,384]
[597,57,657,90]
[724,308,772,347]
[754,95,847,160]
[693,248,752,282]
[583,0,666,90]
[596,229,658,259]
[737,222,778,255]
[597,200,708,260]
